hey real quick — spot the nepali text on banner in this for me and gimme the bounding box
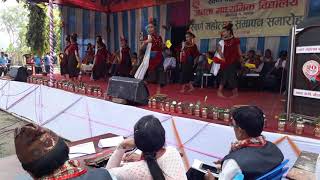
[190,0,306,38]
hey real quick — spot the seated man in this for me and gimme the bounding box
[205,106,284,180]
[14,123,113,180]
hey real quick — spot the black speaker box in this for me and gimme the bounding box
[107,76,149,105]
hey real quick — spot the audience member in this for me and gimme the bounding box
[193,52,213,87]
[83,43,95,65]
[33,54,42,74]
[204,106,284,180]
[0,52,8,76]
[260,49,274,76]
[130,52,139,77]
[106,115,187,180]
[14,123,113,179]
[4,53,11,69]
[43,53,51,73]
[163,48,176,71]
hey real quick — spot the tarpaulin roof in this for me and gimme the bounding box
[47,0,183,13]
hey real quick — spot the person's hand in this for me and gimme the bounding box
[145,38,152,44]
[214,160,222,170]
[118,138,136,150]
[204,170,216,180]
[122,152,141,162]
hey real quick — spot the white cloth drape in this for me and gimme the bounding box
[210,40,224,76]
[134,35,152,80]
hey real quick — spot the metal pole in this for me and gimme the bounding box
[49,0,54,87]
[286,25,296,121]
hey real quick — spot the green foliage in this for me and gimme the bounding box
[26,3,46,55]
[26,3,62,56]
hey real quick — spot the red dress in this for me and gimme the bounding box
[180,44,200,84]
[66,43,79,78]
[118,46,132,77]
[60,45,69,75]
[221,38,240,69]
[147,34,163,71]
[92,46,108,80]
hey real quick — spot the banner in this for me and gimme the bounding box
[190,0,306,38]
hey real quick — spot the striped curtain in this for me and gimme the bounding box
[61,5,168,57]
[61,5,290,60]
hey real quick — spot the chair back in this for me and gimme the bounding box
[256,159,289,180]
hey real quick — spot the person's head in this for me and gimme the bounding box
[65,35,71,45]
[279,51,288,60]
[248,50,256,59]
[264,49,272,58]
[14,123,69,179]
[71,33,77,43]
[221,23,234,39]
[185,31,195,43]
[231,106,264,140]
[4,54,8,58]
[132,52,138,59]
[206,51,214,59]
[120,37,127,48]
[0,52,4,57]
[96,35,103,44]
[165,48,172,57]
[146,18,156,35]
[134,115,165,180]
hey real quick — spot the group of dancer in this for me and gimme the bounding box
[60,18,241,98]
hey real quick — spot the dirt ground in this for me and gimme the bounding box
[0,110,27,158]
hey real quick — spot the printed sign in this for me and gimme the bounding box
[190,0,306,38]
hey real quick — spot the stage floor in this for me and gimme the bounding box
[33,74,318,139]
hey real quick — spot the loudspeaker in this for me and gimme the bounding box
[107,76,149,105]
[8,66,29,82]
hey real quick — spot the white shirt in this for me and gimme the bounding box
[275,58,286,69]
[219,159,242,180]
[163,57,176,71]
[106,146,187,180]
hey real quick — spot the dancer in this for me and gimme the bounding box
[180,31,200,93]
[139,18,165,94]
[66,33,80,81]
[92,37,108,80]
[118,37,132,77]
[216,23,242,98]
[60,35,70,78]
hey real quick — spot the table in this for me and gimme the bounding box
[68,133,117,165]
[286,151,320,180]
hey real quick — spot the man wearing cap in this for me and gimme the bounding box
[205,106,284,180]
[14,123,114,180]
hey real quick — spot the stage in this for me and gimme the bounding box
[31,74,318,139]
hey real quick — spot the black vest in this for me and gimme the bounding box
[74,168,112,180]
[222,141,284,180]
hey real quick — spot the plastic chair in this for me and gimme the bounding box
[256,159,289,180]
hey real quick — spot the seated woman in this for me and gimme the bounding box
[106,115,187,180]
[130,52,139,77]
[83,43,95,65]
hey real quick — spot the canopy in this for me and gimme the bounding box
[41,0,183,12]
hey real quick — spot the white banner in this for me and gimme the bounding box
[296,45,320,54]
[293,89,320,99]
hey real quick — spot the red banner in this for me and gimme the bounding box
[54,0,183,12]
